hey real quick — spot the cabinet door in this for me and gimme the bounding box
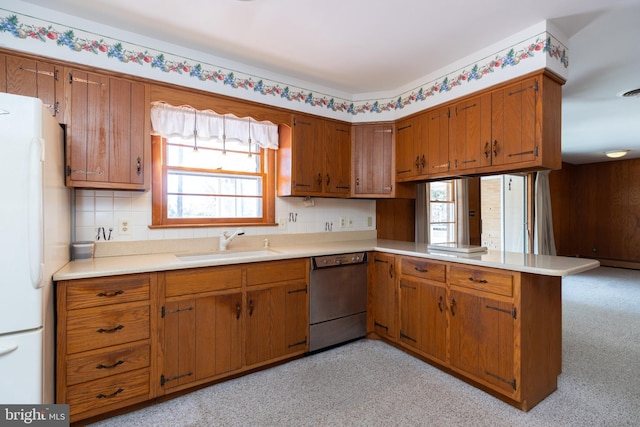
[66,69,110,185]
[109,78,146,186]
[161,293,242,391]
[161,299,196,389]
[2,55,63,122]
[353,125,393,196]
[324,121,351,195]
[499,77,538,165]
[370,253,397,340]
[66,69,148,189]
[427,106,450,175]
[399,278,447,363]
[450,96,483,172]
[246,282,308,366]
[396,119,420,180]
[291,116,324,194]
[449,289,517,395]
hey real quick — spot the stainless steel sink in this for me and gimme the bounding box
[176,249,280,262]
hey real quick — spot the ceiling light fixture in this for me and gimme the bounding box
[605,150,629,159]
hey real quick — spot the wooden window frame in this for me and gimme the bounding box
[151,135,276,228]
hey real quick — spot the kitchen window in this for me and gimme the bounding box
[429,180,456,244]
[150,103,278,227]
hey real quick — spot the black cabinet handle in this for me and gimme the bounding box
[96,325,124,333]
[96,360,124,370]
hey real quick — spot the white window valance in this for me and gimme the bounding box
[150,102,279,149]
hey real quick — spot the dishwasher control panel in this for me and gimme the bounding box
[311,252,367,269]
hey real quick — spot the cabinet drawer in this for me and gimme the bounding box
[246,259,308,286]
[164,266,242,297]
[66,304,150,354]
[449,265,514,297]
[400,257,446,283]
[66,369,149,417]
[66,342,150,386]
[64,274,150,310]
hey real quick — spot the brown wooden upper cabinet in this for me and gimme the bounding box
[278,115,350,197]
[352,124,394,197]
[397,71,563,181]
[64,68,150,190]
[0,53,64,123]
[395,115,426,180]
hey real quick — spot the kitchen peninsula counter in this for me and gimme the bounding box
[53,236,599,281]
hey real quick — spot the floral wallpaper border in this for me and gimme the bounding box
[0,10,568,117]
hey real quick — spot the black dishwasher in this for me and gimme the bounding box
[308,252,368,352]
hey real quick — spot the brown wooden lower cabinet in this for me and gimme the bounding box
[56,273,156,422]
[369,252,562,411]
[56,258,310,423]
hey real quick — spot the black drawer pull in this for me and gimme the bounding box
[96,388,123,399]
[414,266,428,273]
[96,360,124,370]
[468,277,488,284]
[96,290,124,297]
[97,325,124,333]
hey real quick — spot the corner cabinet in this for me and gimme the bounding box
[368,252,398,341]
[64,68,150,190]
[369,253,563,411]
[352,124,395,197]
[278,115,350,197]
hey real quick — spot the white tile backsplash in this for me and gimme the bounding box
[74,190,376,243]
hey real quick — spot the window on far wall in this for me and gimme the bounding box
[150,103,278,227]
[429,180,456,244]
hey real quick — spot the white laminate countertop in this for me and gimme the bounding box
[53,238,600,281]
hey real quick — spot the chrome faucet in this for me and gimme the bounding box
[219,228,245,251]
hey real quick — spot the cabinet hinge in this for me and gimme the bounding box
[161,305,194,318]
[484,304,517,319]
[54,69,59,81]
[374,321,389,331]
[160,372,192,387]
[288,337,307,348]
[400,331,416,343]
[485,371,517,391]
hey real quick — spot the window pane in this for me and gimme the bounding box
[430,223,455,244]
[430,181,453,201]
[168,171,262,197]
[430,202,455,222]
[166,145,260,172]
[168,195,263,218]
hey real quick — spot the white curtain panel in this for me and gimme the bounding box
[534,170,557,255]
[150,102,279,149]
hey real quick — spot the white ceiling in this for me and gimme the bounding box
[19,0,640,164]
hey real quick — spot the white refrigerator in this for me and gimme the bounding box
[0,93,70,404]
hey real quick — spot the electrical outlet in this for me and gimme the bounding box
[367,216,373,227]
[119,218,131,235]
[339,217,346,228]
[348,217,353,227]
[278,218,287,230]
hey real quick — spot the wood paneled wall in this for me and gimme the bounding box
[549,159,640,267]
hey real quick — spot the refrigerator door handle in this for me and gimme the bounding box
[0,342,19,357]
[28,137,44,289]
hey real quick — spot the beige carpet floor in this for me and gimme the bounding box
[90,266,640,426]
